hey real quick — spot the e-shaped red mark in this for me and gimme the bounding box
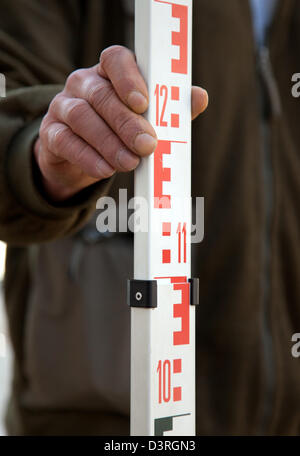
[172,4,188,75]
[173,282,190,345]
[154,140,171,209]
[153,1,188,74]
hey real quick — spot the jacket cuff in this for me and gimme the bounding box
[5,118,114,220]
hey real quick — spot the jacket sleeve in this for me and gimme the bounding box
[0,0,113,245]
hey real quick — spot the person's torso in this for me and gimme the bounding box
[6,0,300,435]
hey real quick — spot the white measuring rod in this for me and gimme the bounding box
[128,0,196,436]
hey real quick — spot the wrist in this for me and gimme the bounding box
[33,138,79,202]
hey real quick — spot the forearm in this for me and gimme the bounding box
[0,85,113,245]
[0,0,101,244]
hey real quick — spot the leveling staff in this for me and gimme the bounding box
[1,0,300,436]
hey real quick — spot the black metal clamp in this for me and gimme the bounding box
[127,278,199,308]
[127,280,158,308]
[188,278,199,306]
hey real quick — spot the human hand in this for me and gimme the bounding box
[34,46,208,201]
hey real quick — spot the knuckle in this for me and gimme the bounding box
[88,81,114,112]
[100,45,127,66]
[115,111,138,139]
[72,143,88,166]
[64,99,89,125]
[65,68,87,89]
[51,127,68,153]
[99,131,115,153]
[98,134,122,169]
[48,94,63,116]
[39,117,49,144]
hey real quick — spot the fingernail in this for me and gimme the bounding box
[134,133,157,156]
[117,149,140,171]
[203,89,209,105]
[127,91,148,112]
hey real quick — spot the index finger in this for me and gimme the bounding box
[98,45,149,114]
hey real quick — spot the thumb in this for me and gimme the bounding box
[192,86,209,120]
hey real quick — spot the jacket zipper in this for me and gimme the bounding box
[256,45,281,435]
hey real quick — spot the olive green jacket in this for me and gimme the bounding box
[0,0,300,435]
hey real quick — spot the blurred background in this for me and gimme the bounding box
[0,241,12,436]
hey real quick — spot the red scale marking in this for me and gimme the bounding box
[154,1,188,74]
[162,250,171,264]
[173,358,182,374]
[152,0,190,407]
[162,222,171,236]
[171,86,180,128]
[154,141,188,209]
[154,141,171,209]
[171,113,180,128]
[154,276,187,283]
[173,283,190,345]
[171,86,180,100]
[172,5,188,75]
[173,386,182,402]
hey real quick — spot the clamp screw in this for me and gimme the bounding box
[135,291,143,301]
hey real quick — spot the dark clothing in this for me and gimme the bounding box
[0,0,300,435]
